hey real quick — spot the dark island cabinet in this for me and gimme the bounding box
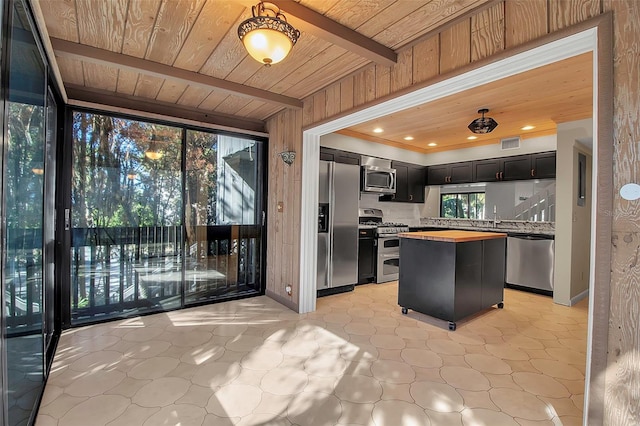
[381,161,426,203]
[319,147,360,165]
[426,162,473,184]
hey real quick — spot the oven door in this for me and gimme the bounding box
[377,236,400,283]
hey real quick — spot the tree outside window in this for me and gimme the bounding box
[440,192,485,219]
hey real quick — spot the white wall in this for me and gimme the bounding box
[554,118,593,306]
[321,133,557,166]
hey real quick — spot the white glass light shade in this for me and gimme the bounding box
[242,27,293,65]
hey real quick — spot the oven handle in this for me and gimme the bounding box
[378,253,400,259]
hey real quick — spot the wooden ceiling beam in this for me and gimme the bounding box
[66,84,266,133]
[276,0,398,67]
[50,37,303,109]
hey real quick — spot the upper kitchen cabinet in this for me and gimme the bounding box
[531,152,557,179]
[427,162,473,185]
[381,161,425,203]
[474,155,532,181]
[319,147,360,165]
[474,152,556,182]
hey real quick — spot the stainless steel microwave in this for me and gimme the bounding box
[361,164,396,194]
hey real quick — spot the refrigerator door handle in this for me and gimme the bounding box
[327,161,335,287]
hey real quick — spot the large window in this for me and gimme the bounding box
[440,192,485,219]
[70,112,265,324]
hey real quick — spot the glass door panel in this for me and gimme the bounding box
[184,131,263,304]
[3,1,47,424]
[70,113,183,324]
[43,89,56,365]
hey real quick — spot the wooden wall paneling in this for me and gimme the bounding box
[283,51,368,99]
[266,114,281,299]
[602,1,640,424]
[122,0,162,57]
[251,103,283,121]
[82,62,118,91]
[549,0,602,32]
[325,84,341,118]
[352,66,376,107]
[412,34,440,84]
[235,100,267,118]
[504,0,548,48]
[145,0,207,64]
[115,70,139,95]
[312,90,327,122]
[224,56,264,87]
[134,75,165,99]
[177,85,211,108]
[391,49,413,92]
[172,1,244,71]
[375,65,391,98]
[198,10,252,79]
[471,2,505,61]
[302,95,315,127]
[213,95,253,116]
[154,80,189,103]
[75,0,127,51]
[374,0,490,48]
[340,76,354,112]
[38,0,79,42]
[440,19,472,73]
[356,1,424,40]
[197,91,228,115]
[56,56,84,86]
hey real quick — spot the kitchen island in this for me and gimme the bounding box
[398,230,507,330]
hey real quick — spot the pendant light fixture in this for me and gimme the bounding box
[468,108,498,134]
[145,137,163,160]
[238,1,300,66]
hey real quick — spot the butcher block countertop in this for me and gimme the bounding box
[398,230,508,242]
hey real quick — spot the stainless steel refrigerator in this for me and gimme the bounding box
[317,161,359,291]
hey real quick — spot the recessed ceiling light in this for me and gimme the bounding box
[373,127,383,133]
[427,142,437,147]
[521,125,535,130]
[467,136,478,140]
[403,136,414,141]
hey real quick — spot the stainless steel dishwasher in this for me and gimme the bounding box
[505,234,555,294]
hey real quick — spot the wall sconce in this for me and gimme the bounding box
[279,151,296,165]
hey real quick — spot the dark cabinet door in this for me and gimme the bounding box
[394,163,410,202]
[358,235,376,284]
[502,155,532,180]
[473,159,501,182]
[407,165,426,202]
[449,162,473,183]
[427,165,450,185]
[532,152,556,178]
[320,147,335,161]
[319,147,360,165]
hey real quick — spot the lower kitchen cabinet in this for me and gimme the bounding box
[357,228,376,284]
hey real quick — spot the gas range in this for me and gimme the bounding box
[376,223,410,236]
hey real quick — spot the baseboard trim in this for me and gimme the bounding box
[570,289,589,306]
[266,289,299,313]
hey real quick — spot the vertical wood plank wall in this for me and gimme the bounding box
[265,0,639,423]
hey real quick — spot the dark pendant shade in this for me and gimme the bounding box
[468,108,498,134]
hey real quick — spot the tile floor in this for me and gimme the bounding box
[36,282,588,426]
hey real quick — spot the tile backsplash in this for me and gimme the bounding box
[359,193,426,226]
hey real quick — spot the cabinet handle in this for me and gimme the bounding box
[495,172,499,180]
[531,169,535,177]
[409,194,413,201]
[500,172,503,180]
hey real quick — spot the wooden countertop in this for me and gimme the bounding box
[398,230,508,242]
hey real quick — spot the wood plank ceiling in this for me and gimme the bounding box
[37,0,491,132]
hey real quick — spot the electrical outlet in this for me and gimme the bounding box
[277,201,284,212]
[285,285,292,295]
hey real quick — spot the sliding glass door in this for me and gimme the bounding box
[69,113,266,324]
[2,1,50,424]
[184,130,264,304]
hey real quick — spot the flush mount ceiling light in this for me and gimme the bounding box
[373,127,384,133]
[403,136,414,141]
[521,125,535,130]
[467,136,478,140]
[427,142,437,147]
[238,1,300,66]
[468,108,498,134]
[145,139,163,160]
